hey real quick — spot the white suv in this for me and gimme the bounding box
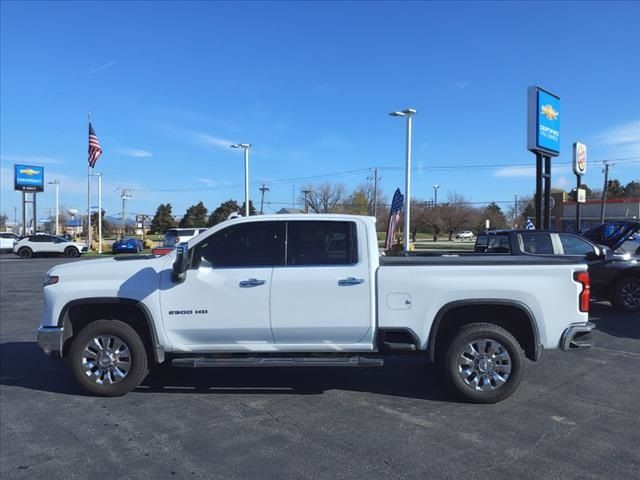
[163,228,208,247]
[13,234,88,258]
[0,232,20,253]
[456,231,474,240]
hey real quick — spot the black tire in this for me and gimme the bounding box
[444,323,524,404]
[70,319,149,396]
[18,247,33,259]
[64,246,79,258]
[611,276,640,313]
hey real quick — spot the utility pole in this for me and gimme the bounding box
[370,168,379,218]
[259,184,270,215]
[600,161,612,223]
[514,194,519,227]
[302,190,311,213]
[120,189,131,237]
[292,186,296,208]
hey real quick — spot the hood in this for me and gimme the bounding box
[47,254,172,281]
[583,221,640,251]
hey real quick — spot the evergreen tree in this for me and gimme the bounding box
[150,203,175,234]
[240,200,257,216]
[208,200,241,226]
[179,201,208,228]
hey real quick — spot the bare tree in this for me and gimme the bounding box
[302,182,348,213]
[438,192,475,240]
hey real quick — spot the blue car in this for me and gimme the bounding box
[112,237,143,254]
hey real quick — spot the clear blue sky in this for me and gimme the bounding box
[1,1,639,222]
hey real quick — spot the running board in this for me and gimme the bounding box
[172,356,384,368]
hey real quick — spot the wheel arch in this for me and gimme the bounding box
[427,299,542,362]
[58,297,165,363]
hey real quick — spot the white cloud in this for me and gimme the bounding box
[595,120,640,146]
[494,166,536,178]
[553,176,570,189]
[197,134,236,150]
[83,60,117,77]
[0,154,65,165]
[116,148,153,158]
[455,81,469,89]
[195,178,232,188]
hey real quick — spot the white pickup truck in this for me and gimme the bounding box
[37,215,594,403]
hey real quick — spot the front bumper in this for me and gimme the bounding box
[37,326,64,357]
[560,322,595,351]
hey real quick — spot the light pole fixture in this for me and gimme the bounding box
[433,184,440,206]
[47,180,60,235]
[231,143,252,217]
[389,108,417,252]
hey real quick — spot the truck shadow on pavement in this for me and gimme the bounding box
[0,342,458,402]
[589,302,640,340]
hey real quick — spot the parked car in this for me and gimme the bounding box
[112,237,144,254]
[13,234,88,258]
[455,231,474,240]
[163,228,208,247]
[37,215,592,403]
[474,230,640,313]
[582,221,640,257]
[0,232,20,253]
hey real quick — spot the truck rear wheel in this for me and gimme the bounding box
[444,323,523,404]
[70,319,149,396]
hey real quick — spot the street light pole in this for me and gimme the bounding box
[389,108,417,252]
[48,180,60,235]
[120,189,131,237]
[231,143,251,216]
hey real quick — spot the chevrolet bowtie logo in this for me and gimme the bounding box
[19,168,41,176]
[540,104,559,121]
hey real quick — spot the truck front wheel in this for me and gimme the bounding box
[70,319,149,396]
[444,323,524,404]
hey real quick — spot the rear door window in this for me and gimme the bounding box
[476,234,510,253]
[286,221,358,266]
[520,233,554,255]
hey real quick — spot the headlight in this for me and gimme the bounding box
[43,274,59,287]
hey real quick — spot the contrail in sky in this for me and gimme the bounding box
[83,60,117,77]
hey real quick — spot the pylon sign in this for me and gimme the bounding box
[573,142,587,176]
[527,86,560,156]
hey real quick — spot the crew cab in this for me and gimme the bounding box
[475,229,640,313]
[37,215,593,403]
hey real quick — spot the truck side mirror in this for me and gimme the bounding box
[172,242,189,283]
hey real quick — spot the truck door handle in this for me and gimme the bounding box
[239,278,266,288]
[338,277,365,287]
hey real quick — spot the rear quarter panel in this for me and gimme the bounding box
[377,263,588,350]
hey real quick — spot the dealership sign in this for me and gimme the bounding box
[14,164,44,192]
[573,142,587,176]
[527,86,560,156]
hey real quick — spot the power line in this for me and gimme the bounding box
[133,156,640,193]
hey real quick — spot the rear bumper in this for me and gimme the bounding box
[560,322,595,351]
[37,326,64,358]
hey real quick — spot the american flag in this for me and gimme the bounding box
[385,188,404,250]
[525,217,536,230]
[88,122,103,168]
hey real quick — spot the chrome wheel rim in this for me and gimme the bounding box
[620,280,640,309]
[458,338,512,391]
[81,335,131,385]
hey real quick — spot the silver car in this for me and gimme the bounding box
[13,234,89,259]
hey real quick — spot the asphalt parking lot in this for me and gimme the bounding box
[1,256,639,480]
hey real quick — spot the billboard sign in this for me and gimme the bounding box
[573,142,587,176]
[527,86,560,156]
[14,164,44,192]
[577,188,586,203]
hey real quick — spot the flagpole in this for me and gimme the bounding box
[87,112,92,250]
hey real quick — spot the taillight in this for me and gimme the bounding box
[574,271,590,313]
